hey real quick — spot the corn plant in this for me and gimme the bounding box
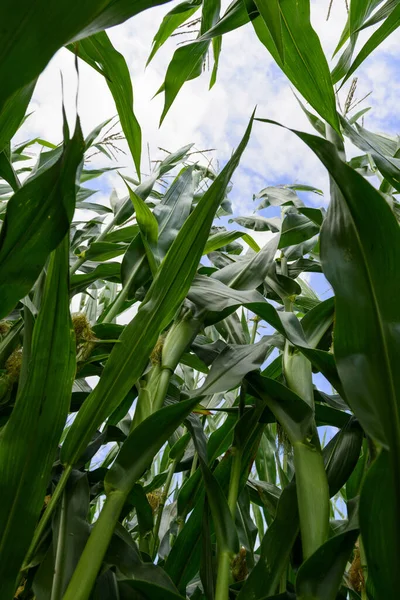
[0,1,400,600]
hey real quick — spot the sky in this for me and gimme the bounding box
[13,0,400,296]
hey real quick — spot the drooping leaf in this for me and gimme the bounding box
[296,524,359,600]
[0,0,175,113]
[257,118,400,444]
[72,32,142,176]
[341,116,400,192]
[196,337,275,396]
[147,0,202,65]
[342,4,400,85]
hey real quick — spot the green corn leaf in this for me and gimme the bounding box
[71,32,142,177]
[359,449,400,596]
[159,0,221,122]
[296,524,359,600]
[204,229,247,253]
[300,297,334,348]
[103,225,139,244]
[60,114,253,468]
[70,263,121,295]
[0,236,76,599]
[0,120,84,319]
[120,232,150,301]
[246,0,340,133]
[323,418,363,498]
[258,117,400,448]
[331,0,382,83]
[340,117,400,192]
[125,181,159,274]
[0,150,20,192]
[358,0,399,31]
[229,215,281,233]
[0,82,36,153]
[82,242,127,262]
[154,166,195,258]
[212,235,280,290]
[237,483,299,600]
[159,42,209,124]
[253,0,284,60]
[196,337,275,396]
[119,580,186,600]
[279,210,320,249]
[0,0,174,113]
[165,503,203,591]
[342,4,400,85]
[247,372,313,445]
[115,144,193,225]
[147,0,202,65]
[126,187,159,244]
[63,397,201,600]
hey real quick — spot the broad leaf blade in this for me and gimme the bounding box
[0,0,174,112]
[247,0,340,132]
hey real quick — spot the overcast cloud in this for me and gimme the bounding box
[15,0,400,223]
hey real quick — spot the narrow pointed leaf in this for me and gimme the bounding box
[61,115,253,467]
[253,0,284,60]
[72,32,142,176]
[0,120,84,319]
[0,236,76,598]
[247,0,340,132]
[296,525,359,600]
[147,0,202,65]
[342,5,400,85]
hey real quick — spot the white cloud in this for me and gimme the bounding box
[14,0,400,218]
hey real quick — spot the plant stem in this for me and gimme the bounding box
[280,250,329,558]
[50,490,67,600]
[152,368,173,413]
[250,315,260,344]
[22,466,72,571]
[62,490,126,600]
[227,448,242,516]
[359,535,368,599]
[151,457,178,559]
[292,439,330,559]
[280,255,293,312]
[215,446,242,600]
[18,304,34,394]
[215,550,232,600]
